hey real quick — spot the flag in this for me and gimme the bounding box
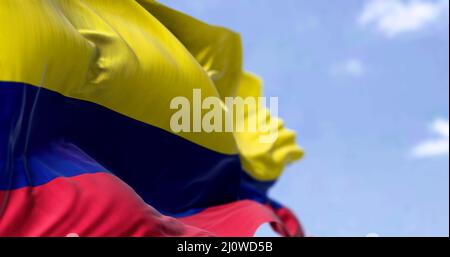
[0,0,304,237]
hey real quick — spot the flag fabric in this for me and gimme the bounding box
[0,0,304,237]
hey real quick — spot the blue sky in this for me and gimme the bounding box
[159,0,449,236]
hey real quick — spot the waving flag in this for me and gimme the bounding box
[0,0,304,237]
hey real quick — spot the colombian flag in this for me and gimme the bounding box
[0,0,304,237]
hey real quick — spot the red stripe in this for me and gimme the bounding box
[0,172,303,237]
[0,173,209,237]
[179,200,303,237]
[270,206,305,237]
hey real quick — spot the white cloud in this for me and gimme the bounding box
[358,0,449,37]
[331,58,365,78]
[411,118,449,158]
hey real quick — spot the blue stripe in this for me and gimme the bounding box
[0,141,107,190]
[0,82,107,189]
[0,81,242,215]
[239,171,276,205]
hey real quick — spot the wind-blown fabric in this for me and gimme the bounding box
[0,0,304,237]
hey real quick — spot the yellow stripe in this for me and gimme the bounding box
[235,73,304,181]
[0,0,237,154]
